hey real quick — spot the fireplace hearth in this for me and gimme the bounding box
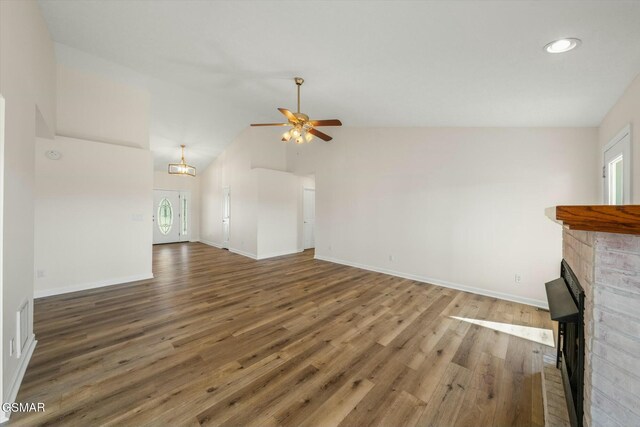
[545,260,585,427]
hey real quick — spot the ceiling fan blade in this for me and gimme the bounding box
[309,119,342,127]
[278,108,298,123]
[250,123,289,127]
[308,128,333,142]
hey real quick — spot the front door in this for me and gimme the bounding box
[153,190,181,244]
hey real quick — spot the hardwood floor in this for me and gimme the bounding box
[11,243,551,426]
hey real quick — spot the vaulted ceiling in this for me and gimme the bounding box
[38,0,640,170]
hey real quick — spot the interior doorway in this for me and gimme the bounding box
[303,188,315,249]
[603,124,631,205]
[153,189,190,244]
[222,187,230,249]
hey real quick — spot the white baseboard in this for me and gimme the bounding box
[229,248,257,260]
[34,273,154,298]
[314,255,549,309]
[1,334,37,423]
[200,241,300,261]
[199,239,223,249]
[256,249,303,260]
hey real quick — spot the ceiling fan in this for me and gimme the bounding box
[251,77,342,143]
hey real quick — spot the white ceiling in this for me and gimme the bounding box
[38,0,640,170]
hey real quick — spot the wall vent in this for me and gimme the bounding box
[16,300,29,358]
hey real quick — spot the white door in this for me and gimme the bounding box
[153,190,181,244]
[222,187,230,249]
[303,188,315,249]
[603,125,631,205]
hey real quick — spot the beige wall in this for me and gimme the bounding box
[153,171,201,241]
[34,136,153,297]
[57,64,150,149]
[0,0,56,414]
[286,127,599,307]
[598,73,640,203]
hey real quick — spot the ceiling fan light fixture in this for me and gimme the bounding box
[250,77,342,143]
[168,144,196,177]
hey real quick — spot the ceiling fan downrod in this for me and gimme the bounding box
[295,77,304,113]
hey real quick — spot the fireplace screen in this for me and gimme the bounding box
[545,260,585,427]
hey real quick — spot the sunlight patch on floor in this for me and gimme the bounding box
[451,316,555,347]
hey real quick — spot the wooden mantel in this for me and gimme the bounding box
[545,205,640,235]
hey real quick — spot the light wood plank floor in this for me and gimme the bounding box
[11,243,551,426]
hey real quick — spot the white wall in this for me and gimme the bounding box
[57,64,150,149]
[200,129,259,257]
[286,127,599,307]
[200,127,299,259]
[598,73,640,202]
[53,42,239,171]
[256,168,299,259]
[153,171,200,241]
[34,136,153,297]
[0,0,56,417]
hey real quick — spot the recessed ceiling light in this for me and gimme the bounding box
[544,38,581,53]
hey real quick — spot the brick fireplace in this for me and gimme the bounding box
[547,206,640,427]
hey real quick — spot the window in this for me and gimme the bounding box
[608,155,624,205]
[157,198,173,235]
[181,196,188,236]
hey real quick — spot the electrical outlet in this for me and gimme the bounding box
[515,274,522,284]
[389,255,394,262]
[37,269,45,278]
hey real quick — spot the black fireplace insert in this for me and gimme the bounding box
[545,260,585,427]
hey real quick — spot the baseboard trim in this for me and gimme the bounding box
[199,239,223,249]
[229,248,257,260]
[1,334,37,423]
[200,241,300,261]
[34,273,154,299]
[314,255,549,309]
[256,249,303,260]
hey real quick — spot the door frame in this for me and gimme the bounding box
[303,188,315,250]
[603,124,632,204]
[0,94,5,419]
[222,187,230,249]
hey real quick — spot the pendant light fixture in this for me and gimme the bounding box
[168,144,196,177]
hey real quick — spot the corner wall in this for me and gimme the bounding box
[0,0,56,417]
[199,128,301,259]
